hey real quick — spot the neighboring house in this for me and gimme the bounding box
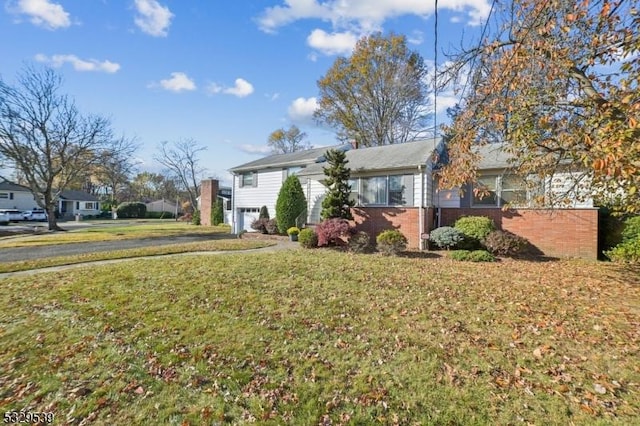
[58,190,100,218]
[0,177,101,219]
[228,141,599,259]
[146,199,183,216]
[0,177,37,210]
[196,186,233,224]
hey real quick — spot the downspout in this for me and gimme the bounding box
[418,164,424,250]
[306,178,311,225]
[231,174,236,233]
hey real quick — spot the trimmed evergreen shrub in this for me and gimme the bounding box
[212,199,224,225]
[454,216,495,248]
[483,230,528,257]
[605,237,640,263]
[191,210,201,225]
[116,202,147,219]
[320,149,354,220]
[316,218,352,246]
[276,175,307,234]
[259,205,270,220]
[376,229,407,256]
[429,226,464,250]
[450,249,495,262]
[298,228,318,248]
[349,231,372,253]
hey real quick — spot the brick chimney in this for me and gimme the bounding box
[200,179,219,226]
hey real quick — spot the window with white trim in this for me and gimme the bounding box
[472,174,528,207]
[359,175,414,206]
[240,172,257,188]
[85,202,97,209]
[0,193,8,199]
[348,178,359,205]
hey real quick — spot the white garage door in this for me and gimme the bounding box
[238,208,260,232]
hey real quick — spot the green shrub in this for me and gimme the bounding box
[450,250,471,261]
[376,229,407,256]
[349,231,372,253]
[276,175,307,233]
[429,226,464,250]
[259,205,269,220]
[605,237,640,263]
[454,216,495,247]
[450,249,495,262]
[622,216,640,242]
[469,250,496,262]
[298,228,318,248]
[212,199,224,226]
[483,230,528,257]
[287,226,300,236]
[116,202,147,219]
[191,210,201,225]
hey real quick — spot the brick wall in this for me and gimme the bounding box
[438,208,599,259]
[351,207,432,249]
[200,179,219,226]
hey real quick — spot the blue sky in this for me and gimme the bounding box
[0,0,491,185]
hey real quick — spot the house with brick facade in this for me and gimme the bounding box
[227,141,599,259]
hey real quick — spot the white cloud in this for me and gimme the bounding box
[34,54,120,73]
[257,0,491,34]
[288,97,318,124]
[307,29,358,56]
[265,92,280,101]
[407,30,424,45]
[134,0,173,37]
[238,144,272,155]
[154,72,196,92]
[8,0,70,29]
[208,78,254,98]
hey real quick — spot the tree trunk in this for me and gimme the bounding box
[46,205,63,231]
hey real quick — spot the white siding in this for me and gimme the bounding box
[305,178,326,224]
[546,172,593,208]
[0,190,37,211]
[234,169,284,217]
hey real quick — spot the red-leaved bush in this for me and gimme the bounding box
[316,218,352,246]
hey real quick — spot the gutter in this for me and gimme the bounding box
[418,164,425,250]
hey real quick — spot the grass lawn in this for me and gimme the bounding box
[0,222,230,248]
[0,239,275,273]
[0,251,638,425]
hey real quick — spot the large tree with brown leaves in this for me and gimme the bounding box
[440,0,639,213]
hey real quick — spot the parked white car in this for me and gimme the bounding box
[0,209,24,221]
[23,209,47,221]
[0,212,9,225]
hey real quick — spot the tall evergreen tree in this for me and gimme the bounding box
[321,149,354,220]
[276,175,306,233]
